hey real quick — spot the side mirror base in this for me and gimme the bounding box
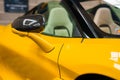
[12,28,55,53]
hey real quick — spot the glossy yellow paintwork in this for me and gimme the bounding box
[0,24,120,80]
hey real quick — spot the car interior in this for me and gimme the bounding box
[87,3,120,36]
[23,1,82,37]
[94,7,120,35]
[15,1,120,38]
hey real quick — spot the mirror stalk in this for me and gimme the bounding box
[28,33,55,53]
[12,28,55,53]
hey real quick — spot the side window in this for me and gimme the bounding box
[42,1,82,37]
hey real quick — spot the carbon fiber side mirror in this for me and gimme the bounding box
[12,14,45,32]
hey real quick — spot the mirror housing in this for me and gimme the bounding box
[12,14,45,32]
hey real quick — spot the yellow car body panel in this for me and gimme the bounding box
[0,24,120,80]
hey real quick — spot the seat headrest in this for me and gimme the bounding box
[43,7,73,37]
[94,8,114,26]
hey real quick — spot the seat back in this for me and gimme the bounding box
[94,8,120,35]
[43,7,73,37]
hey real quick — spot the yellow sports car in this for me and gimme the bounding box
[0,0,120,80]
